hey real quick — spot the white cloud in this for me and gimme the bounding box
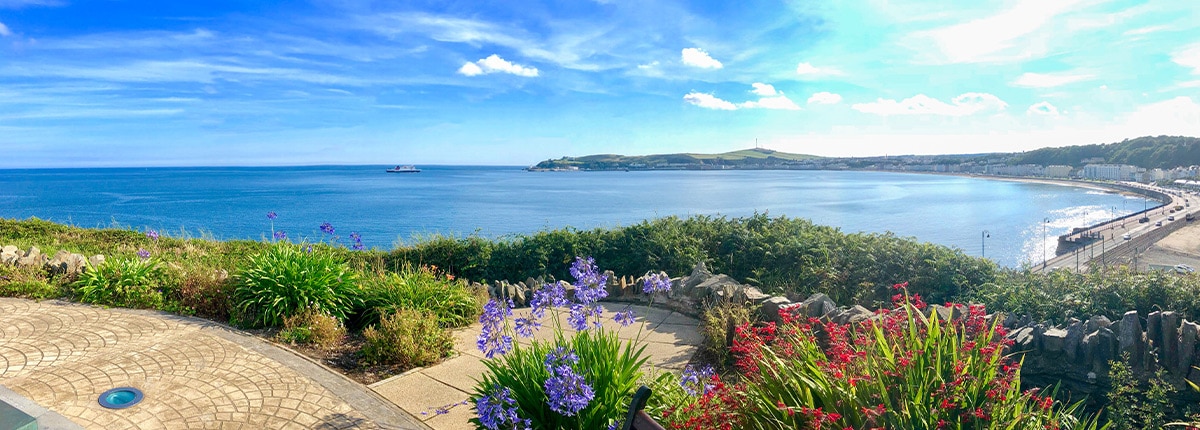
[683,92,737,110]
[795,62,842,77]
[1123,25,1170,36]
[681,48,722,69]
[0,22,9,36]
[637,61,659,70]
[750,83,777,96]
[1012,72,1093,88]
[852,93,1008,116]
[1180,81,1200,88]
[458,54,538,77]
[1173,43,1200,74]
[1122,96,1200,136]
[1027,101,1060,116]
[0,0,64,7]
[915,0,1087,63]
[741,96,800,111]
[807,92,843,105]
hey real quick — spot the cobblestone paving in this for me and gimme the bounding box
[371,305,702,430]
[0,298,426,429]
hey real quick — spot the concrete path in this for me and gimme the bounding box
[370,304,703,430]
[0,298,427,430]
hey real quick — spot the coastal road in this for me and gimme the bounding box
[1037,182,1195,273]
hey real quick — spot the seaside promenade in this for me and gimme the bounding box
[1037,182,1194,273]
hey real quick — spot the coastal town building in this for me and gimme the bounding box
[1083,164,1142,181]
[1045,165,1073,178]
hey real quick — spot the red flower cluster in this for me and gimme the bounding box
[661,374,745,430]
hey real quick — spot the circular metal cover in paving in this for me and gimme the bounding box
[0,298,426,429]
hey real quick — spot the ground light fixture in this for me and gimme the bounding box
[98,387,144,409]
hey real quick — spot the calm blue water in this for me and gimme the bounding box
[0,166,1154,268]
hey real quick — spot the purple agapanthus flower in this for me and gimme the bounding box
[475,386,531,430]
[145,230,159,241]
[266,211,277,220]
[529,282,568,319]
[614,310,636,327]
[476,299,514,358]
[273,230,287,241]
[303,244,313,254]
[567,304,590,331]
[642,272,672,294]
[136,248,151,260]
[513,317,540,338]
[319,222,335,235]
[679,364,716,396]
[542,347,594,416]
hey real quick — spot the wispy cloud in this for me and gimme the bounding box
[458,54,539,77]
[795,62,842,78]
[1027,101,1060,116]
[683,92,736,110]
[807,92,842,105]
[1012,72,1094,88]
[1174,43,1200,74]
[0,0,64,8]
[852,93,1008,116]
[0,22,10,36]
[681,48,722,69]
[912,0,1090,64]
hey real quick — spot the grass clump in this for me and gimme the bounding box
[73,258,166,309]
[360,265,484,329]
[277,308,346,349]
[0,264,62,300]
[233,242,361,328]
[700,300,755,366]
[359,308,452,367]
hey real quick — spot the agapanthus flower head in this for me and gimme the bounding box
[476,386,531,430]
[542,347,593,416]
[529,282,568,319]
[477,299,514,358]
[266,212,277,220]
[303,244,313,254]
[145,230,159,241]
[569,256,608,288]
[567,304,590,331]
[352,243,365,251]
[614,310,636,327]
[136,248,151,260]
[680,364,716,396]
[319,222,335,235]
[642,272,672,294]
[273,230,287,241]
[514,317,540,338]
[349,232,362,242]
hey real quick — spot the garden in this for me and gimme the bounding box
[3,214,1200,428]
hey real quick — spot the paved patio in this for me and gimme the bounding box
[370,304,703,430]
[0,298,427,429]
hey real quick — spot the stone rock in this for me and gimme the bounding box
[44,250,73,276]
[844,305,873,324]
[676,262,712,294]
[1085,315,1112,333]
[800,293,837,318]
[1018,315,1032,327]
[1148,311,1163,351]
[741,286,771,304]
[16,246,46,268]
[1093,327,1117,375]
[1011,327,1036,350]
[759,296,792,323]
[526,277,539,290]
[1180,321,1198,375]
[88,254,105,269]
[692,274,741,301]
[1064,320,1084,363]
[1118,311,1144,368]
[0,245,20,264]
[1002,313,1019,329]
[1043,328,1069,353]
[1162,312,1180,373]
[930,304,963,322]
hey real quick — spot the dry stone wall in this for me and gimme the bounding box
[0,245,102,278]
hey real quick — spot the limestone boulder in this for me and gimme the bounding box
[0,245,20,264]
[759,296,792,323]
[1162,312,1180,373]
[1118,310,1144,368]
[1179,321,1198,374]
[88,254,105,269]
[16,246,47,268]
[799,293,837,318]
[1043,328,1068,353]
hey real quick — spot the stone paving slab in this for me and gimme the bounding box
[0,298,428,430]
[371,305,701,430]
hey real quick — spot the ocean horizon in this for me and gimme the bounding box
[0,165,1154,268]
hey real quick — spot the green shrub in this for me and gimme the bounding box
[73,258,165,309]
[360,266,484,329]
[0,264,60,299]
[233,242,361,328]
[277,309,345,349]
[1106,357,1184,430]
[173,268,234,321]
[471,329,648,430]
[965,267,1200,322]
[359,308,452,367]
[700,300,755,366]
[732,292,1104,429]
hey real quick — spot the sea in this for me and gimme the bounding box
[0,165,1156,268]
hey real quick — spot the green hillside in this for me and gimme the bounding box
[1008,135,1200,168]
[532,148,820,170]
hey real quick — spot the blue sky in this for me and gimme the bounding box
[1,0,1198,167]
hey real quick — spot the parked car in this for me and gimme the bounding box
[1169,216,1176,221]
[1175,264,1195,274]
[1156,221,1163,226]
[1123,233,1132,240]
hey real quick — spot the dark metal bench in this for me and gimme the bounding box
[619,386,666,430]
